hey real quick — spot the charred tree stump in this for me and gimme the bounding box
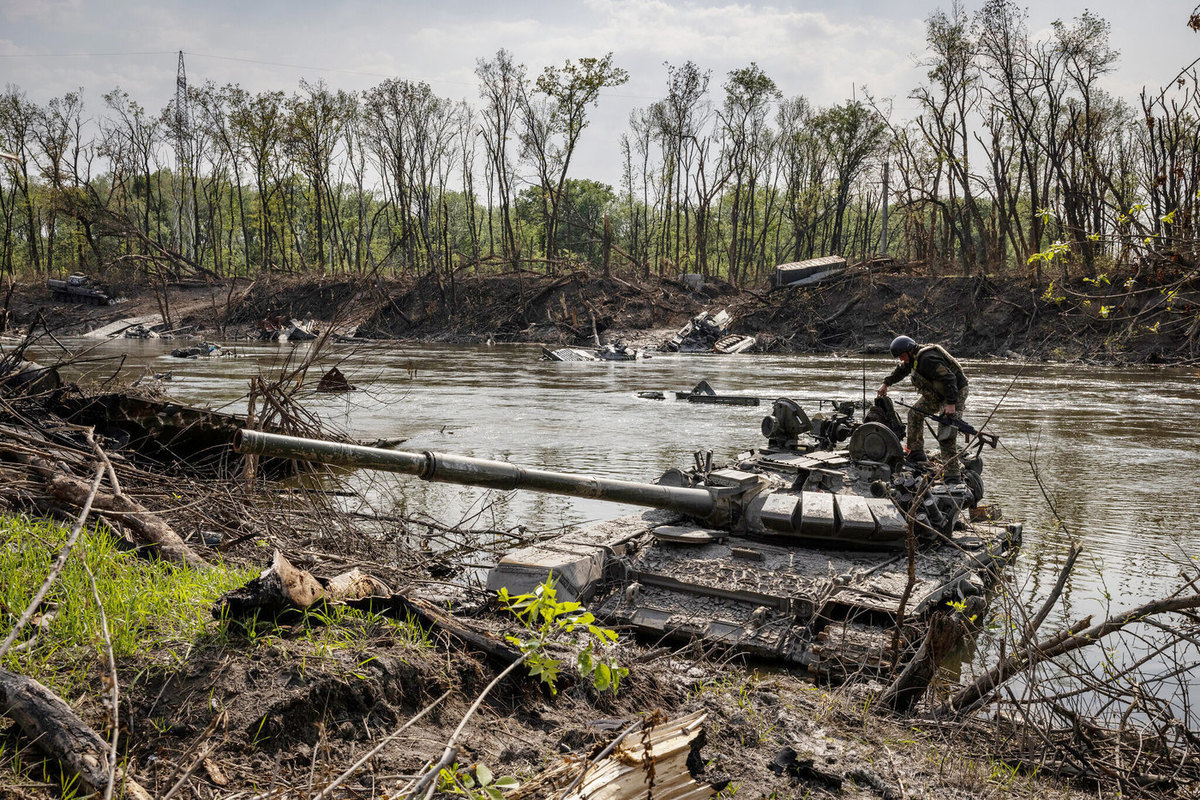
[0,667,151,800]
[214,550,325,618]
[213,552,522,666]
[879,597,982,713]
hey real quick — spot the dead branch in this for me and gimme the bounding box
[312,690,450,800]
[880,597,984,712]
[1019,541,1083,648]
[403,652,532,800]
[0,464,105,659]
[81,560,120,800]
[159,710,229,800]
[941,592,1200,717]
[47,473,208,569]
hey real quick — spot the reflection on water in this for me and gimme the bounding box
[30,338,1200,634]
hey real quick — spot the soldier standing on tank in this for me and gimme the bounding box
[876,335,969,482]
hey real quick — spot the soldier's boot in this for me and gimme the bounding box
[941,450,962,483]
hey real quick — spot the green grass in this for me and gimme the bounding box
[0,514,256,696]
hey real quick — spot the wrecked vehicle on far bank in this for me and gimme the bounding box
[47,273,114,305]
[665,309,757,354]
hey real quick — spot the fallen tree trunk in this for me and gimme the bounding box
[47,473,208,569]
[0,667,151,800]
[346,592,522,667]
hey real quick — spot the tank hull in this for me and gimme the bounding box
[486,397,1019,678]
[488,509,1019,679]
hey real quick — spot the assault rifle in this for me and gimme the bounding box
[893,399,999,448]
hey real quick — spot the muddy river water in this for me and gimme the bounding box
[37,337,1200,695]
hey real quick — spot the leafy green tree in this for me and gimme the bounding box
[522,53,628,264]
[283,80,355,271]
[813,101,886,257]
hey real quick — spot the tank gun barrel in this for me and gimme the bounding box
[235,429,722,520]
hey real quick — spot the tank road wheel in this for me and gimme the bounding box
[962,470,984,508]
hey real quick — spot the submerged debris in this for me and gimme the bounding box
[672,379,760,406]
[258,315,320,342]
[541,342,644,362]
[317,366,356,392]
[170,341,222,358]
[0,359,60,397]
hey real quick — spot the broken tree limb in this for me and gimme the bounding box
[941,591,1200,717]
[1019,541,1082,648]
[345,592,522,667]
[47,473,208,569]
[0,667,151,800]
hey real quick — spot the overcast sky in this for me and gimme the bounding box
[2,0,1197,185]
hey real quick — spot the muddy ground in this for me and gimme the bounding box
[8,261,1199,364]
[1,266,1194,800]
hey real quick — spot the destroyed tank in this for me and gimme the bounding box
[47,273,113,305]
[235,397,1021,679]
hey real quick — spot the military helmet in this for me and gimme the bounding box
[889,335,917,357]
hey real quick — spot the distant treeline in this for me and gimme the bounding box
[0,1,1197,293]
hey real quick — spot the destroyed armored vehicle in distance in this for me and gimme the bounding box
[665,309,757,354]
[235,397,1020,680]
[47,273,114,305]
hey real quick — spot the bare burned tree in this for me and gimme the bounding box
[476,50,526,268]
[720,64,782,285]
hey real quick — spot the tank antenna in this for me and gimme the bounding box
[861,351,867,422]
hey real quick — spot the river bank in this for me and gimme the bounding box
[6,261,1198,364]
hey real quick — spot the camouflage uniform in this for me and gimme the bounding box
[882,344,969,479]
